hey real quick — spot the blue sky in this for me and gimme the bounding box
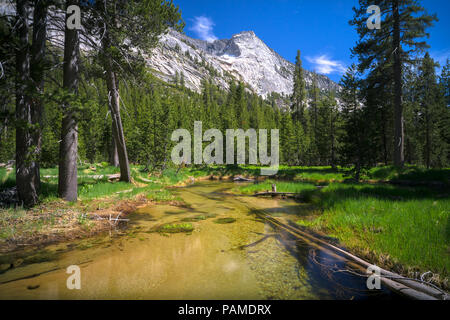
[174,0,450,82]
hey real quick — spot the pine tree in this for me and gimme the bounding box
[442,59,450,107]
[280,111,296,165]
[15,0,36,205]
[85,0,184,182]
[58,0,81,202]
[440,59,450,165]
[308,72,320,164]
[339,65,368,179]
[291,50,306,126]
[414,53,448,167]
[350,0,437,167]
[235,82,249,129]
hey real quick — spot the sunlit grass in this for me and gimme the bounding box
[0,168,15,190]
[296,182,450,276]
[235,179,317,194]
[233,174,449,278]
[367,165,450,184]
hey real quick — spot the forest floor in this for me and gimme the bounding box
[0,164,449,290]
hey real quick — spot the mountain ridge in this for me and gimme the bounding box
[145,29,341,99]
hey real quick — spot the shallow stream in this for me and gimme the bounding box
[0,181,401,300]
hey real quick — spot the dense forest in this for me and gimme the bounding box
[0,0,449,207]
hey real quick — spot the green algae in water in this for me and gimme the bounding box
[157,223,194,234]
[214,217,237,224]
[181,213,217,222]
[77,243,94,250]
[0,249,61,270]
[24,250,60,264]
[181,216,206,222]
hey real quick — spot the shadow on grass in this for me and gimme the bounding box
[316,183,448,206]
[368,166,450,184]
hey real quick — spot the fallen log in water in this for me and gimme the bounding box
[233,176,254,182]
[260,214,448,300]
[252,192,303,200]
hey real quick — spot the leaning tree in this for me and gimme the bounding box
[81,0,184,182]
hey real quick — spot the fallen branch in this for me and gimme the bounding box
[234,176,254,182]
[252,192,298,197]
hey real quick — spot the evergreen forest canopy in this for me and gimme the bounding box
[0,0,449,207]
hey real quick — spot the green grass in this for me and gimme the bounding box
[198,164,450,185]
[235,179,317,194]
[4,164,446,199]
[0,168,15,190]
[367,165,450,184]
[295,182,450,278]
[1,165,194,203]
[231,171,449,280]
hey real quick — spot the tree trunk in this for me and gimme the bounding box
[103,51,131,182]
[109,75,120,167]
[58,0,80,202]
[381,108,389,166]
[330,112,336,169]
[355,161,361,181]
[15,0,39,207]
[393,0,404,167]
[110,128,119,167]
[425,106,430,169]
[29,0,48,200]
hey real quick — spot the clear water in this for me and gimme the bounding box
[0,181,401,300]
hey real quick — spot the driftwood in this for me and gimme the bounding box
[41,173,121,181]
[115,189,133,194]
[252,192,298,197]
[106,173,121,181]
[260,214,448,300]
[233,176,254,182]
[252,184,302,198]
[253,191,301,198]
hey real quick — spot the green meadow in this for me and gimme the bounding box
[233,166,450,284]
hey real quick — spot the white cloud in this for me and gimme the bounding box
[306,54,347,75]
[190,16,218,43]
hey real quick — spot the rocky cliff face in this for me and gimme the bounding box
[146,29,340,98]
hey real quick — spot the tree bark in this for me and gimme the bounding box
[110,124,119,167]
[393,0,405,167]
[330,110,336,169]
[103,50,131,182]
[29,0,48,199]
[425,105,430,169]
[15,0,39,207]
[58,0,80,201]
[98,8,131,182]
[110,75,119,167]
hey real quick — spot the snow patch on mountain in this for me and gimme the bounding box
[146,30,340,98]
